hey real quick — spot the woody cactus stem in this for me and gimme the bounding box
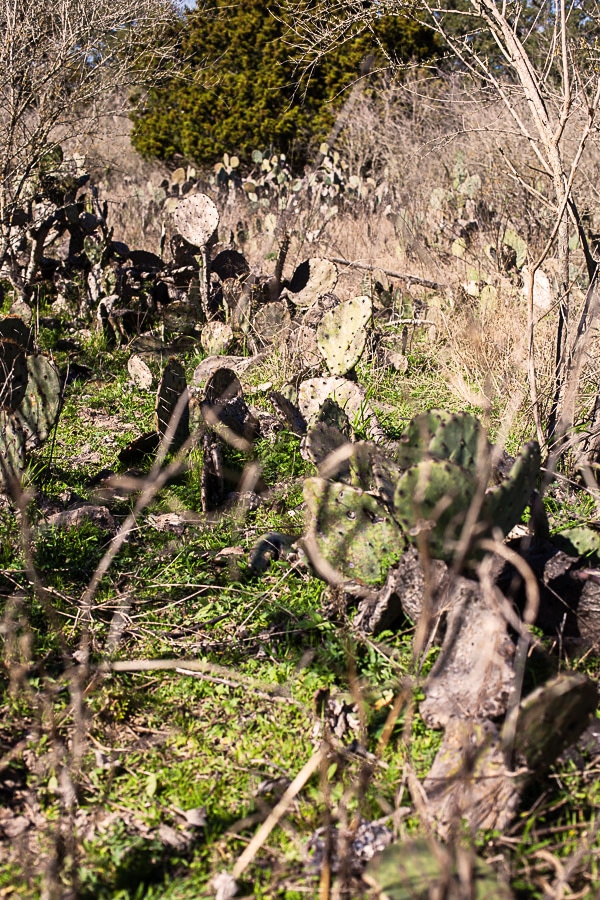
[200,244,210,319]
[274,234,290,294]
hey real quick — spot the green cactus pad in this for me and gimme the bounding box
[429,412,484,469]
[12,355,61,448]
[397,410,484,471]
[315,398,352,436]
[301,422,350,470]
[304,477,404,584]
[155,358,190,451]
[298,377,383,441]
[396,410,453,467]
[316,295,371,375]
[364,837,514,900]
[0,410,27,486]
[393,459,478,560]
[551,525,600,561]
[482,440,540,537]
[0,340,28,411]
[349,442,403,507]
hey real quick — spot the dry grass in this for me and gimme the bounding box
[57,74,600,449]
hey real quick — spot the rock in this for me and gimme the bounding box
[45,504,116,534]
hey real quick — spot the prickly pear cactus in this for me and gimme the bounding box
[304,477,405,584]
[482,441,540,536]
[397,410,483,471]
[253,301,291,346]
[349,442,404,507]
[315,398,352,436]
[301,422,349,469]
[211,248,249,282]
[364,837,514,900]
[0,315,62,489]
[13,354,62,449]
[0,411,27,484]
[302,406,541,577]
[287,258,338,307]
[0,339,28,411]
[172,193,219,250]
[393,459,478,560]
[551,525,600,562]
[155,358,189,451]
[201,321,233,357]
[0,316,33,351]
[504,672,597,771]
[298,376,384,441]
[316,295,371,375]
[301,400,354,471]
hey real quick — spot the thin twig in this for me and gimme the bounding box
[231,746,325,880]
[329,256,446,290]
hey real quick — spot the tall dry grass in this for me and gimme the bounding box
[61,74,600,448]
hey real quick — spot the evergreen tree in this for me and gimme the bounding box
[131,1,437,167]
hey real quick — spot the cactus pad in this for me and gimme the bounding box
[155,358,189,451]
[288,324,321,368]
[201,321,233,356]
[505,672,597,770]
[0,340,28,411]
[287,258,338,307]
[350,442,403,507]
[211,249,250,281]
[172,193,219,249]
[304,477,404,584]
[316,295,372,375]
[301,422,350,469]
[201,367,260,444]
[253,301,291,346]
[0,410,27,485]
[552,525,600,561]
[0,316,33,352]
[12,355,61,448]
[364,837,514,900]
[298,377,383,440]
[393,460,478,560]
[482,440,540,537]
[397,410,484,471]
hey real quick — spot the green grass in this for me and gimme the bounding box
[1,309,600,899]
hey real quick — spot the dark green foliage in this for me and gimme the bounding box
[131,2,438,166]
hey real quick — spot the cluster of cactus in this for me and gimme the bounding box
[160,145,385,219]
[304,408,541,583]
[0,316,61,488]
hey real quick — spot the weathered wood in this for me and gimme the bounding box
[501,539,600,646]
